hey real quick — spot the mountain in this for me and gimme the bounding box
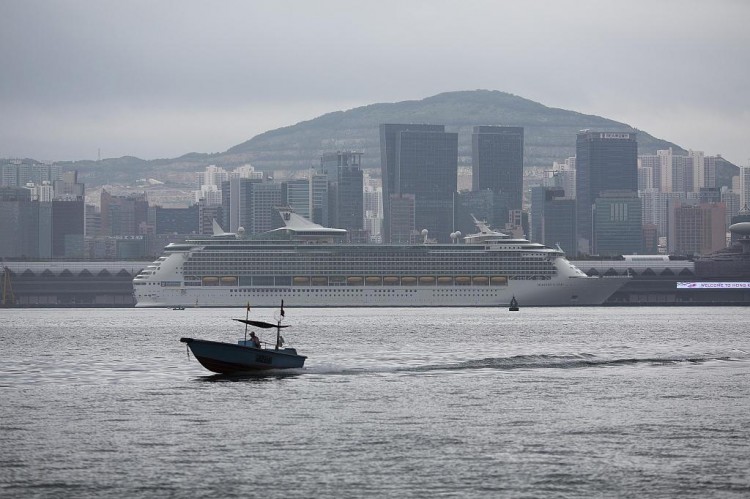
[227,90,684,170]
[58,89,699,186]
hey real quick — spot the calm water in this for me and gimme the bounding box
[1,307,749,498]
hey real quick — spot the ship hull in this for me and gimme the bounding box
[136,276,626,307]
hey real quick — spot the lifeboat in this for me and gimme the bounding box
[455,276,471,285]
[490,276,508,285]
[419,276,435,285]
[293,276,310,285]
[311,277,327,285]
[202,276,219,286]
[365,276,382,285]
[437,276,453,285]
[401,277,417,285]
[383,276,399,285]
[347,276,363,285]
[472,276,489,285]
[220,276,238,286]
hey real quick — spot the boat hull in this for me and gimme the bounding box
[138,276,627,308]
[180,338,306,374]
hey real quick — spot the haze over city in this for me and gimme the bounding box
[1,0,749,164]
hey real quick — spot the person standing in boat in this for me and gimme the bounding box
[249,332,261,348]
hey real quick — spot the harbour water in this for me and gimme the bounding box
[1,307,749,497]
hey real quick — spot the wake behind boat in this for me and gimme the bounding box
[180,301,306,374]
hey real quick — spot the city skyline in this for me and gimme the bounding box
[1,1,748,165]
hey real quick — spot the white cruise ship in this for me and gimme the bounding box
[133,209,627,307]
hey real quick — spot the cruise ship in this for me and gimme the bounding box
[133,209,627,307]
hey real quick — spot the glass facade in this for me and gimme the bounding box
[472,126,524,211]
[576,131,638,255]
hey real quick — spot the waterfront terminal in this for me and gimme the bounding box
[2,253,748,307]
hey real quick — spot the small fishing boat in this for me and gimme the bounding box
[180,301,306,374]
[172,306,185,310]
[508,296,519,312]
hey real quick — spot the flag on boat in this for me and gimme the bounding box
[246,302,251,313]
[280,300,285,317]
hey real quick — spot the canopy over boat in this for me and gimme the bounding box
[233,319,290,329]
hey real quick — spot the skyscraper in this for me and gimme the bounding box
[379,124,445,243]
[319,151,364,236]
[472,126,524,211]
[593,190,642,256]
[575,131,638,254]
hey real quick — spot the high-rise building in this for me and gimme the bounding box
[379,124,445,243]
[389,193,416,244]
[575,131,638,255]
[0,187,49,259]
[471,126,524,211]
[197,200,223,235]
[221,177,284,235]
[53,171,85,200]
[379,125,457,243]
[281,179,310,220]
[100,190,149,237]
[309,171,330,227]
[689,150,706,193]
[668,202,727,256]
[592,190,642,256]
[639,154,661,191]
[319,151,364,236]
[154,205,199,235]
[52,199,84,257]
[739,164,750,209]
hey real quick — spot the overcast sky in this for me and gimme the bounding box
[1,0,748,165]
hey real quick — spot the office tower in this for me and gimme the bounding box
[197,200,223,235]
[248,182,283,234]
[0,187,48,258]
[282,179,311,220]
[472,126,524,211]
[52,199,84,257]
[99,190,149,237]
[319,151,364,235]
[543,198,576,255]
[53,171,85,200]
[154,205,199,235]
[642,224,658,254]
[593,190,642,256]
[221,177,283,235]
[531,185,576,252]
[379,125,458,243]
[575,131,638,254]
[388,194,416,244]
[85,204,101,237]
[379,124,445,243]
[668,202,727,256]
[309,171,330,227]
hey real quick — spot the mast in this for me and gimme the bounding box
[276,300,285,349]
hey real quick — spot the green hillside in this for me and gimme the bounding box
[59,90,693,186]
[226,89,685,170]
